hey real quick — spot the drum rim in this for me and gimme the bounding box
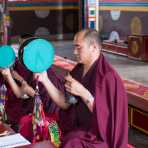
[18,37,39,67]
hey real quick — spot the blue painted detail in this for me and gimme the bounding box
[99,2,148,7]
[89,21,95,29]
[10,2,79,7]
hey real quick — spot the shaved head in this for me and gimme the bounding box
[74,29,102,49]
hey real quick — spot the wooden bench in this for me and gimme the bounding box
[124,80,148,135]
[102,40,128,56]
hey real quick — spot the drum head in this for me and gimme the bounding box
[0,45,16,68]
[23,38,54,72]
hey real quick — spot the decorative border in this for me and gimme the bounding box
[100,2,148,7]
[99,2,148,12]
[100,0,148,2]
[8,2,79,11]
[4,1,148,11]
[100,6,148,12]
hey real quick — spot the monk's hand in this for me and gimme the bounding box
[0,68,11,79]
[65,74,86,97]
[33,71,49,84]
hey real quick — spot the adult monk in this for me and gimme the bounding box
[35,29,128,148]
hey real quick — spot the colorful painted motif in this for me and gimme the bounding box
[0,84,7,122]
[32,85,61,147]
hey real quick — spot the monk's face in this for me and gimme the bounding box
[73,32,91,64]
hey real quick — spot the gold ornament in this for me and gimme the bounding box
[131,16,142,35]
[131,41,139,55]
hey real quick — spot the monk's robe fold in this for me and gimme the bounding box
[59,54,128,148]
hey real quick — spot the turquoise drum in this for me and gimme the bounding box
[18,38,55,73]
[18,37,38,68]
[0,45,16,68]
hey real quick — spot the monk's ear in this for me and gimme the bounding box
[91,40,98,51]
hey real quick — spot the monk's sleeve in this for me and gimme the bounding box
[47,67,65,93]
[95,72,128,148]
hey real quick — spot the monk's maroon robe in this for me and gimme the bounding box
[14,59,64,114]
[59,54,128,148]
[0,59,64,133]
[0,73,24,126]
[14,60,65,141]
[0,59,32,127]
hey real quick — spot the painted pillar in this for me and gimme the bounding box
[80,0,87,29]
[1,0,10,45]
[87,0,99,30]
[57,0,63,40]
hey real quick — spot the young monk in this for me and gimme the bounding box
[0,35,64,141]
[0,65,34,130]
[0,59,64,143]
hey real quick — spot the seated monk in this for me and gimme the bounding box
[33,29,128,148]
[0,64,34,130]
[0,59,64,145]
